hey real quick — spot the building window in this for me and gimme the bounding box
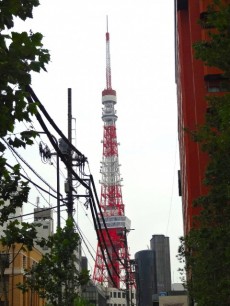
[200,11,216,29]
[122,292,126,298]
[113,292,117,298]
[0,254,9,268]
[43,225,48,229]
[23,255,27,269]
[118,292,121,298]
[177,0,188,11]
[205,74,229,93]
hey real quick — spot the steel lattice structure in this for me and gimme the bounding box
[93,19,131,288]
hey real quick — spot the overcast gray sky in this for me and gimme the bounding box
[12,0,184,283]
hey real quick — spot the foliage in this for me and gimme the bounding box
[74,296,94,306]
[178,1,230,305]
[178,97,230,305]
[0,0,50,218]
[193,0,230,77]
[18,219,90,306]
[0,1,49,304]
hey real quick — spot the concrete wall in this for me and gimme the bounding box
[159,295,188,306]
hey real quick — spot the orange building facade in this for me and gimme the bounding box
[175,0,230,234]
[0,244,44,306]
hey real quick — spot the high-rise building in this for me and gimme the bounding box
[135,250,156,306]
[135,235,171,306]
[175,0,229,233]
[150,235,171,294]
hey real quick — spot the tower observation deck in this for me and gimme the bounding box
[93,19,131,289]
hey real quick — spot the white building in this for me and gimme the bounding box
[106,287,136,306]
[33,207,53,254]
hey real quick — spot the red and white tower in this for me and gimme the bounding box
[93,19,131,288]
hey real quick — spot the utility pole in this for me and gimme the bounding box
[67,88,73,218]
[67,88,75,306]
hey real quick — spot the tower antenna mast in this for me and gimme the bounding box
[106,15,112,90]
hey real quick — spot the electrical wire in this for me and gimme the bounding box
[78,198,94,227]
[72,179,125,278]
[2,138,56,194]
[22,121,67,180]
[26,85,87,161]
[50,154,66,179]
[89,196,119,289]
[90,174,126,268]
[25,90,89,191]
[7,203,66,220]
[27,200,38,207]
[74,220,95,263]
[24,86,127,287]
[5,163,63,201]
[4,146,52,207]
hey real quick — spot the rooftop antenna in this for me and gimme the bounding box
[36,196,40,208]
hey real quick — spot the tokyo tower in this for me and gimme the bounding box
[93,18,131,288]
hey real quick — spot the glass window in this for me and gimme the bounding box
[118,292,121,298]
[113,292,117,298]
[205,74,230,93]
[0,254,9,268]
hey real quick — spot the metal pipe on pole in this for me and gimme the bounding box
[67,88,73,218]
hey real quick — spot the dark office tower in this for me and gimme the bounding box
[150,235,171,293]
[135,250,157,306]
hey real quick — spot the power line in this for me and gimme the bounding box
[5,163,62,201]
[90,174,126,268]
[26,92,89,192]
[74,220,96,263]
[8,203,66,220]
[22,86,126,286]
[2,138,56,194]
